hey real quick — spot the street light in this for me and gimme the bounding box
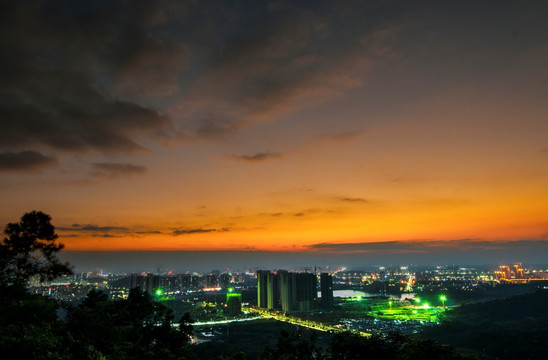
[440,295,446,309]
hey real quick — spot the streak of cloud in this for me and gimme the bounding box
[90,162,147,178]
[172,228,226,236]
[340,197,369,203]
[68,224,130,232]
[308,239,548,254]
[0,151,58,172]
[230,152,282,162]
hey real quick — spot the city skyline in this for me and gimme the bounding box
[2,1,548,259]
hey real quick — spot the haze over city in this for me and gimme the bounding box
[2,0,548,271]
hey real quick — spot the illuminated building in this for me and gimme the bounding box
[258,270,318,313]
[494,271,505,281]
[279,270,296,312]
[514,264,524,279]
[499,266,511,279]
[225,292,242,316]
[266,271,280,310]
[176,274,191,291]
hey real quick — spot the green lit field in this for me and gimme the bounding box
[340,295,448,323]
[365,305,443,322]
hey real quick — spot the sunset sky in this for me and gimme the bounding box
[1,1,547,267]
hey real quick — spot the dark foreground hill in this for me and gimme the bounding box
[421,289,548,360]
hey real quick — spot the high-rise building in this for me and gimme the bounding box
[129,273,159,294]
[494,271,505,281]
[220,273,231,289]
[279,271,297,313]
[258,270,318,313]
[320,273,334,310]
[176,274,191,291]
[266,272,280,310]
[500,265,511,279]
[514,264,525,279]
[206,274,218,288]
[295,273,318,312]
[257,270,270,308]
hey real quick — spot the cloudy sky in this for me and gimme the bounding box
[1,1,547,267]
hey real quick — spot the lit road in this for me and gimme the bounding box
[176,316,262,327]
[244,307,371,337]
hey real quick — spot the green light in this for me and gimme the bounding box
[228,287,234,292]
[440,295,446,301]
[226,292,241,301]
[155,289,163,296]
[423,303,429,309]
[357,295,362,301]
[414,297,421,303]
[412,310,417,314]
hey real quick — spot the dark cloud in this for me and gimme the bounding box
[68,224,130,232]
[340,197,368,203]
[135,230,163,235]
[59,224,167,237]
[0,150,58,172]
[177,1,388,140]
[91,234,121,238]
[0,0,176,158]
[91,162,147,178]
[0,0,396,154]
[172,228,219,236]
[231,152,282,162]
[308,239,548,254]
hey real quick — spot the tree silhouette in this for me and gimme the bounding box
[0,210,71,287]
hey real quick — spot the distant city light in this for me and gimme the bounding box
[203,287,222,292]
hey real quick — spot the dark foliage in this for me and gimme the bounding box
[0,211,71,287]
[0,212,194,359]
[421,289,548,360]
[63,288,195,359]
[0,288,67,360]
[258,330,476,360]
[261,330,324,360]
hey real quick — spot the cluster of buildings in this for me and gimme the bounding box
[494,264,529,282]
[256,270,333,313]
[127,271,255,294]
